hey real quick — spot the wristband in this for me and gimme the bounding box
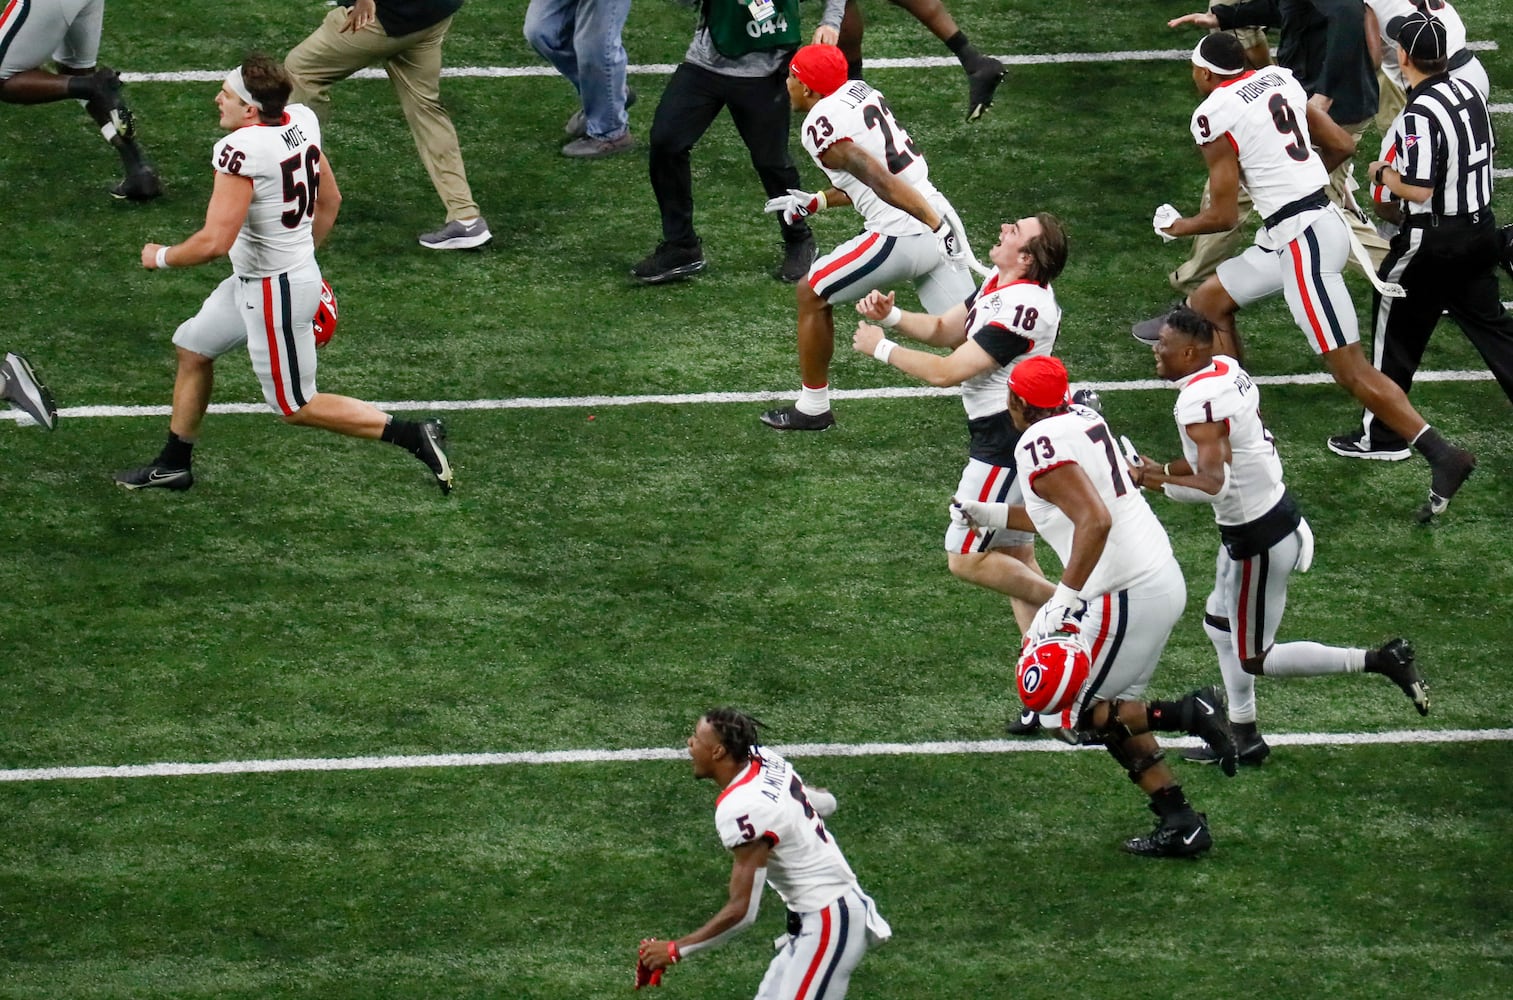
[813,190,828,214]
[879,306,902,329]
[155,245,172,269]
[668,941,681,964]
[873,338,898,364]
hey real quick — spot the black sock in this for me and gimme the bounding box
[1412,426,1454,464]
[1145,699,1183,732]
[66,75,98,100]
[1150,784,1190,819]
[156,431,193,469]
[945,31,983,69]
[381,417,422,454]
[1233,720,1260,740]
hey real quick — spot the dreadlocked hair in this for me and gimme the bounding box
[703,708,765,762]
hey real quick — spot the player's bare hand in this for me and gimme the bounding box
[853,321,885,357]
[1131,456,1163,490]
[812,25,839,46]
[342,0,377,33]
[1168,12,1219,30]
[854,289,896,321]
[141,243,164,269]
[638,939,676,972]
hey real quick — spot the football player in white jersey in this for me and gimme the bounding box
[849,214,1068,635]
[759,43,974,431]
[1153,32,1475,523]
[955,356,1237,857]
[114,53,453,495]
[0,0,160,199]
[1130,306,1429,766]
[636,709,890,997]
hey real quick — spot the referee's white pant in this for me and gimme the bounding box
[755,887,884,1000]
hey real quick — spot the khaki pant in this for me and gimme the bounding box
[286,8,479,221]
[1170,118,1389,295]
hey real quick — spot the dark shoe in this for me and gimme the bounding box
[1005,708,1042,736]
[1327,429,1410,462]
[1182,685,1237,777]
[1184,731,1270,767]
[1371,638,1429,716]
[1,352,58,430]
[759,404,835,431]
[110,168,162,202]
[1122,808,1212,858]
[775,235,816,283]
[418,217,492,250]
[564,86,638,139]
[965,58,1006,122]
[114,464,193,491]
[1131,314,1165,345]
[1417,446,1476,523]
[561,132,635,158]
[631,241,705,285]
[415,419,454,495]
[85,66,134,140]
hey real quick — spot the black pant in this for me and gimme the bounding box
[648,61,811,248]
[1363,214,1513,448]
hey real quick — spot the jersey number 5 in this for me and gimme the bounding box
[280,147,322,230]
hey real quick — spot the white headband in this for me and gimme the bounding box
[1191,40,1243,76]
[224,67,263,111]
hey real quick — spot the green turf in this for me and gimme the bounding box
[2,2,1511,997]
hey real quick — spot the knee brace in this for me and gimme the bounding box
[1124,748,1167,784]
[1095,699,1137,743]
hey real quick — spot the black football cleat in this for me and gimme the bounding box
[775,234,816,283]
[1005,707,1042,736]
[1,352,58,430]
[965,58,1006,122]
[114,464,193,491]
[759,405,835,431]
[1184,731,1270,767]
[84,66,135,141]
[631,240,706,285]
[1182,685,1237,777]
[110,167,163,202]
[1122,807,1212,858]
[415,418,454,495]
[1416,447,1476,523]
[1372,638,1429,716]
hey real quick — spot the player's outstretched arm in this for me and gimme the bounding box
[638,841,770,971]
[821,141,940,229]
[141,173,253,270]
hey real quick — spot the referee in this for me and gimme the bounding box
[1328,9,1505,520]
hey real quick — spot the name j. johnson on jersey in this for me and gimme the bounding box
[280,124,308,151]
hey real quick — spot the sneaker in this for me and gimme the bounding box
[84,66,134,141]
[1131,314,1166,345]
[1184,731,1270,767]
[415,418,454,495]
[1182,685,1237,777]
[631,241,705,285]
[1417,446,1476,523]
[1005,707,1042,736]
[114,464,193,491]
[1371,637,1429,716]
[561,132,635,158]
[965,58,1006,122]
[564,86,638,139]
[759,405,835,431]
[1122,807,1212,858]
[418,218,492,251]
[2,352,58,430]
[1326,429,1410,462]
[775,234,816,283]
[110,168,162,202]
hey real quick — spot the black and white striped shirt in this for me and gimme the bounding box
[1391,73,1497,218]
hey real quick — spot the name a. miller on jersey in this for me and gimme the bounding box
[280,124,309,151]
[1233,73,1285,105]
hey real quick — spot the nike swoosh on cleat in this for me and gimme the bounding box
[1198,700,1215,716]
[1183,828,1202,845]
[147,470,183,482]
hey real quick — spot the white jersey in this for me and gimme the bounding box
[1190,66,1329,245]
[960,275,1060,422]
[212,104,324,278]
[1016,407,1174,597]
[1172,356,1285,527]
[1368,0,1483,97]
[715,750,857,914]
[801,81,945,237]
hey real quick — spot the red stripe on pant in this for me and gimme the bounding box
[959,465,1005,553]
[1288,238,1330,353]
[262,277,294,415]
[809,232,881,290]
[794,905,833,1000]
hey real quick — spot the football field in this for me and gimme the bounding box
[2,2,1511,997]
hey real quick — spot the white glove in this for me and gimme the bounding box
[1029,582,1088,639]
[1294,516,1314,573]
[1152,203,1182,242]
[764,188,826,226]
[951,498,1009,532]
[933,217,967,266]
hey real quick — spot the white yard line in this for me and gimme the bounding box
[3,728,1507,783]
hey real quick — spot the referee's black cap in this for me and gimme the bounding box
[1386,11,1448,62]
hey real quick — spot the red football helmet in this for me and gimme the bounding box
[313,279,338,348]
[1016,633,1091,713]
